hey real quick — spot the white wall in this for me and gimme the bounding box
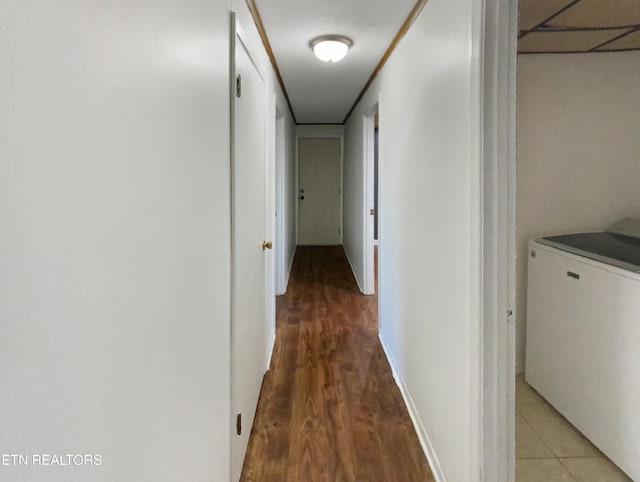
[343,115,368,292]
[283,118,297,288]
[0,1,232,481]
[516,52,640,372]
[296,124,345,138]
[344,0,484,480]
[276,114,297,295]
[280,115,297,293]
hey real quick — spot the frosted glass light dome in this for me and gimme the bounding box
[310,36,353,63]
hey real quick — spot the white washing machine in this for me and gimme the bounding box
[526,217,640,481]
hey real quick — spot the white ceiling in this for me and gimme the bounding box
[255,0,417,124]
[518,0,640,54]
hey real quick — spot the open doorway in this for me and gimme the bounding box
[374,114,379,246]
[515,27,640,482]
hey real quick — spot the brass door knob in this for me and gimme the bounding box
[262,241,273,250]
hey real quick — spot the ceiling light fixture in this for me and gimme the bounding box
[310,35,353,63]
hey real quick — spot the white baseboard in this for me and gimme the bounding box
[277,247,296,296]
[283,248,295,294]
[378,332,446,482]
[266,331,276,372]
[344,247,366,294]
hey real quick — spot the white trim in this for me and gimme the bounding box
[275,113,286,295]
[265,331,276,372]
[363,106,378,296]
[228,16,237,482]
[281,246,296,295]
[469,0,484,476]
[344,247,366,293]
[479,0,518,480]
[294,135,299,246]
[340,136,344,245]
[379,333,446,482]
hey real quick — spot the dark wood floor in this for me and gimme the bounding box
[241,246,434,482]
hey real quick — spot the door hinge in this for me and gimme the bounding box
[236,74,242,98]
[236,413,242,435]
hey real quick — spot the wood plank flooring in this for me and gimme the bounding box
[240,246,434,482]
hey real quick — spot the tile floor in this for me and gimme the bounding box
[515,374,633,482]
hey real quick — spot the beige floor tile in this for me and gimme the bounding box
[518,402,601,458]
[516,413,554,459]
[516,374,545,405]
[516,458,576,482]
[560,457,632,482]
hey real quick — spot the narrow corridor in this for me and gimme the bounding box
[241,247,434,481]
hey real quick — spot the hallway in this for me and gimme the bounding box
[241,247,434,481]
[0,0,512,479]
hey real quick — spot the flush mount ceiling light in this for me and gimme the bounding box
[310,35,353,63]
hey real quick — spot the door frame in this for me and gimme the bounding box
[296,134,344,246]
[363,103,379,296]
[275,111,286,296]
[477,0,518,480]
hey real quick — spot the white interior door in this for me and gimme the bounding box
[298,138,341,245]
[231,21,266,481]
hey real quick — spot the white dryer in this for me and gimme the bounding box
[526,217,640,481]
